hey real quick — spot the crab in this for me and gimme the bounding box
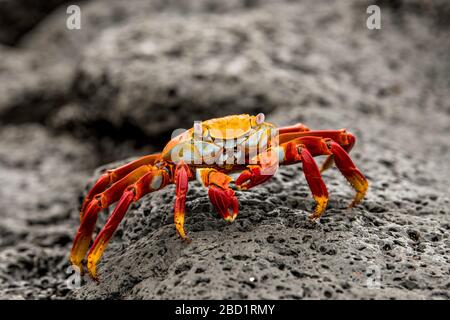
[70,113,368,279]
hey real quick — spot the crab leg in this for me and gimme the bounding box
[236,135,367,219]
[284,136,367,208]
[235,151,279,190]
[278,123,310,134]
[300,147,329,219]
[70,164,155,272]
[278,129,356,172]
[235,137,282,190]
[320,132,355,173]
[235,137,329,190]
[235,139,329,219]
[278,129,351,146]
[278,139,329,219]
[197,169,239,222]
[328,140,367,207]
[80,153,161,219]
[86,168,170,280]
[174,161,192,241]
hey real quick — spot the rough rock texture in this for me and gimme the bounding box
[74,163,450,299]
[23,0,305,142]
[0,0,449,299]
[74,82,450,300]
[73,1,450,299]
[0,125,97,299]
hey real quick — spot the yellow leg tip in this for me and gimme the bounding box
[175,222,191,243]
[87,259,99,282]
[349,191,366,208]
[223,214,237,223]
[348,179,368,208]
[309,196,328,220]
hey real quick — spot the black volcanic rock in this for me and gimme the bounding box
[0,0,449,300]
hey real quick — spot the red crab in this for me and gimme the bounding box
[70,113,368,279]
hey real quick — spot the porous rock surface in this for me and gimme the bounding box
[74,90,450,300]
[0,0,449,299]
[0,125,97,299]
[72,0,450,299]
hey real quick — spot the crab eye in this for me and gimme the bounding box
[256,113,265,125]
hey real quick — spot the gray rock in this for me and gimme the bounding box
[34,0,301,139]
[22,0,281,57]
[0,0,74,45]
[0,124,98,299]
[15,0,303,143]
[70,13,296,137]
[69,0,450,299]
[73,157,449,299]
[0,45,72,122]
[0,0,449,300]
[24,0,450,139]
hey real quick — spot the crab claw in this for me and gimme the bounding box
[208,185,239,222]
[235,166,275,190]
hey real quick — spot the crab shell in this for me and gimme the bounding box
[161,114,276,166]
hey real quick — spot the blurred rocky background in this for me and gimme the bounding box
[0,0,449,299]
